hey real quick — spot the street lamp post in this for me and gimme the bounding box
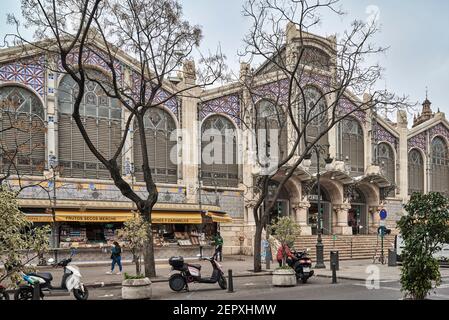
[310,143,332,269]
[49,155,59,256]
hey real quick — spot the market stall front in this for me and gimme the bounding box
[23,207,233,260]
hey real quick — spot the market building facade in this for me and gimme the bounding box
[1,25,448,257]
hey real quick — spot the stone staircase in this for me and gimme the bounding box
[294,235,396,262]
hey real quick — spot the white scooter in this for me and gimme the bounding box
[14,250,89,300]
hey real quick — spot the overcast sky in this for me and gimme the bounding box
[178,0,449,122]
[2,1,449,124]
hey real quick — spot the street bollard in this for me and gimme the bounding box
[330,251,339,271]
[388,249,397,267]
[33,282,41,300]
[331,262,337,284]
[227,269,234,293]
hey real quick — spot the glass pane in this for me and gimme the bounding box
[59,102,72,114]
[85,104,97,117]
[98,107,109,118]
[111,109,121,120]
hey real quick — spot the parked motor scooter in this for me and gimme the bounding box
[288,248,314,283]
[168,256,227,292]
[14,250,88,300]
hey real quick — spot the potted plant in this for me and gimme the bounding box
[118,213,152,299]
[270,216,300,287]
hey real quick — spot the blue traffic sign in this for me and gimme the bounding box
[379,209,387,220]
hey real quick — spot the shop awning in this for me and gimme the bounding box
[151,212,202,224]
[52,210,202,224]
[24,214,54,223]
[29,209,224,224]
[206,212,233,223]
[54,210,134,222]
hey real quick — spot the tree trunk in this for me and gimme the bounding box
[134,253,140,275]
[141,209,156,278]
[253,223,263,272]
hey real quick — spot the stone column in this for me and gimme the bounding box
[180,60,201,204]
[369,205,382,234]
[122,67,133,181]
[292,201,312,235]
[333,203,352,235]
[397,110,409,201]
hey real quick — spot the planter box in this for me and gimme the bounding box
[122,278,152,300]
[272,269,296,287]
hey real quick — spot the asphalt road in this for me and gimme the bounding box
[39,275,449,300]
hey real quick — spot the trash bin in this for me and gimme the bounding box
[388,249,397,267]
[330,251,339,270]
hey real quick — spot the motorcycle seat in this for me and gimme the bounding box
[30,272,53,282]
[186,264,202,270]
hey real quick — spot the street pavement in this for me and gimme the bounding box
[33,255,449,287]
[6,255,449,300]
[42,274,449,300]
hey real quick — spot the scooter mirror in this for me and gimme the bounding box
[47,258,55,264]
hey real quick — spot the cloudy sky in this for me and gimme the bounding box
[179,0,449,122]
[2,1,448,124]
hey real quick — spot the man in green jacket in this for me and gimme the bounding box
[212,232,224,262]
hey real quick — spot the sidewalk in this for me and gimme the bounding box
[34,255,271,288]
[314,259,449,281]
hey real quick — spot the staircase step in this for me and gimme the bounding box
[292,235,394,261]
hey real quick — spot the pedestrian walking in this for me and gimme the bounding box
[106,241,122,275]
[212,232,224,262]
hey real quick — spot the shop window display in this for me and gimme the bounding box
[152,223,216,247]
[59,223,122,248]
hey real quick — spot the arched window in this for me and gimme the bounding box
[201,115,238,187]
[256,100,287,164]
[408,149,424,195]
[133,108,177,183]
[0,86,45,175]
[300,87,328,169]
[430,137,449,195]
[377,142,395,196]
[58,71,122,179]
[340,116,364,175]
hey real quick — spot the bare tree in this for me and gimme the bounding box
[8,0,225,277]
[238,0,409,272]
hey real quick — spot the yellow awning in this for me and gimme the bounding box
[52,210,202,224]
[55,210,133,222]
[24,214,54,223]
[206,212,233,223]
[151,212,202,224]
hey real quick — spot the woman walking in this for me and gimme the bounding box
[106,241,122,275]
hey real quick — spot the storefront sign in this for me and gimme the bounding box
[56,215,130,222]
[24,215,54,223]
[308,194,323,201]
[152,213,202,224]
[52,210,207,224]
[55,210,133,222]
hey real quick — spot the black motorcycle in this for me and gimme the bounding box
[168,256,227,292]
[287,249,314,283]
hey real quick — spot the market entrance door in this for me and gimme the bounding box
[266,180,291,225]
[308,186,331,235]
[348,188,368,235]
